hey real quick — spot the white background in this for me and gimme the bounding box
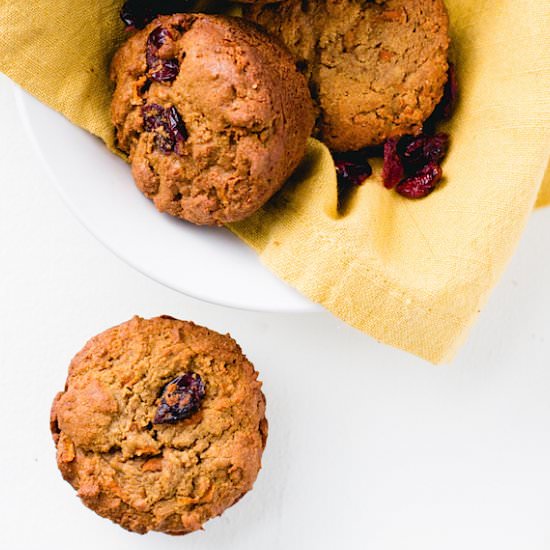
[1,73,549,549]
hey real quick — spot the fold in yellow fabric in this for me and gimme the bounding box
[1,0,548,362]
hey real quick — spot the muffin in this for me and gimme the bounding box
[245,0,450,151]
[111,13,314,225]
[50,315,268,535]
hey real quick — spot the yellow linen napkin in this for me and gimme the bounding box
[537,169,550,208]
[1,0,548,362]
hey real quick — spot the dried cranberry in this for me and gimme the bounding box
[147,26,171,50]
[399,132,449,173]
[382,137,405,189]
[167,105,188,143]
[146,26,180,83]
[120,0,189,29]
[396,162,443,199]
[142,103,187,153]
[334,151,372,187]
[151,58,180,82]
[120,0,147,28]
[336,161,372,187]
[154,372,206,424]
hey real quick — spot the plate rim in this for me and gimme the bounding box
[13,83,321,314]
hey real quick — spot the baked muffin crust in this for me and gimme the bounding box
[245,0,450,151]
[51,316,268,535]
[111,14,314,224]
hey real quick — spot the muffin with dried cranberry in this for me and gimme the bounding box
[50,315,268,535]
[111,13,314,225]
[245,0,450,151]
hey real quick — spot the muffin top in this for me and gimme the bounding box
[111,13,314,225]
[245,0,450,151]
[51,315,267,535]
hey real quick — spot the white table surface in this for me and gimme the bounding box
[1,73,549,549]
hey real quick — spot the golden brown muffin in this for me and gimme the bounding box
[50,316,268,535]
[245,0,450,151]
[111,13,314,225]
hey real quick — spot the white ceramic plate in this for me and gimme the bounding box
[14,85,318,313]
